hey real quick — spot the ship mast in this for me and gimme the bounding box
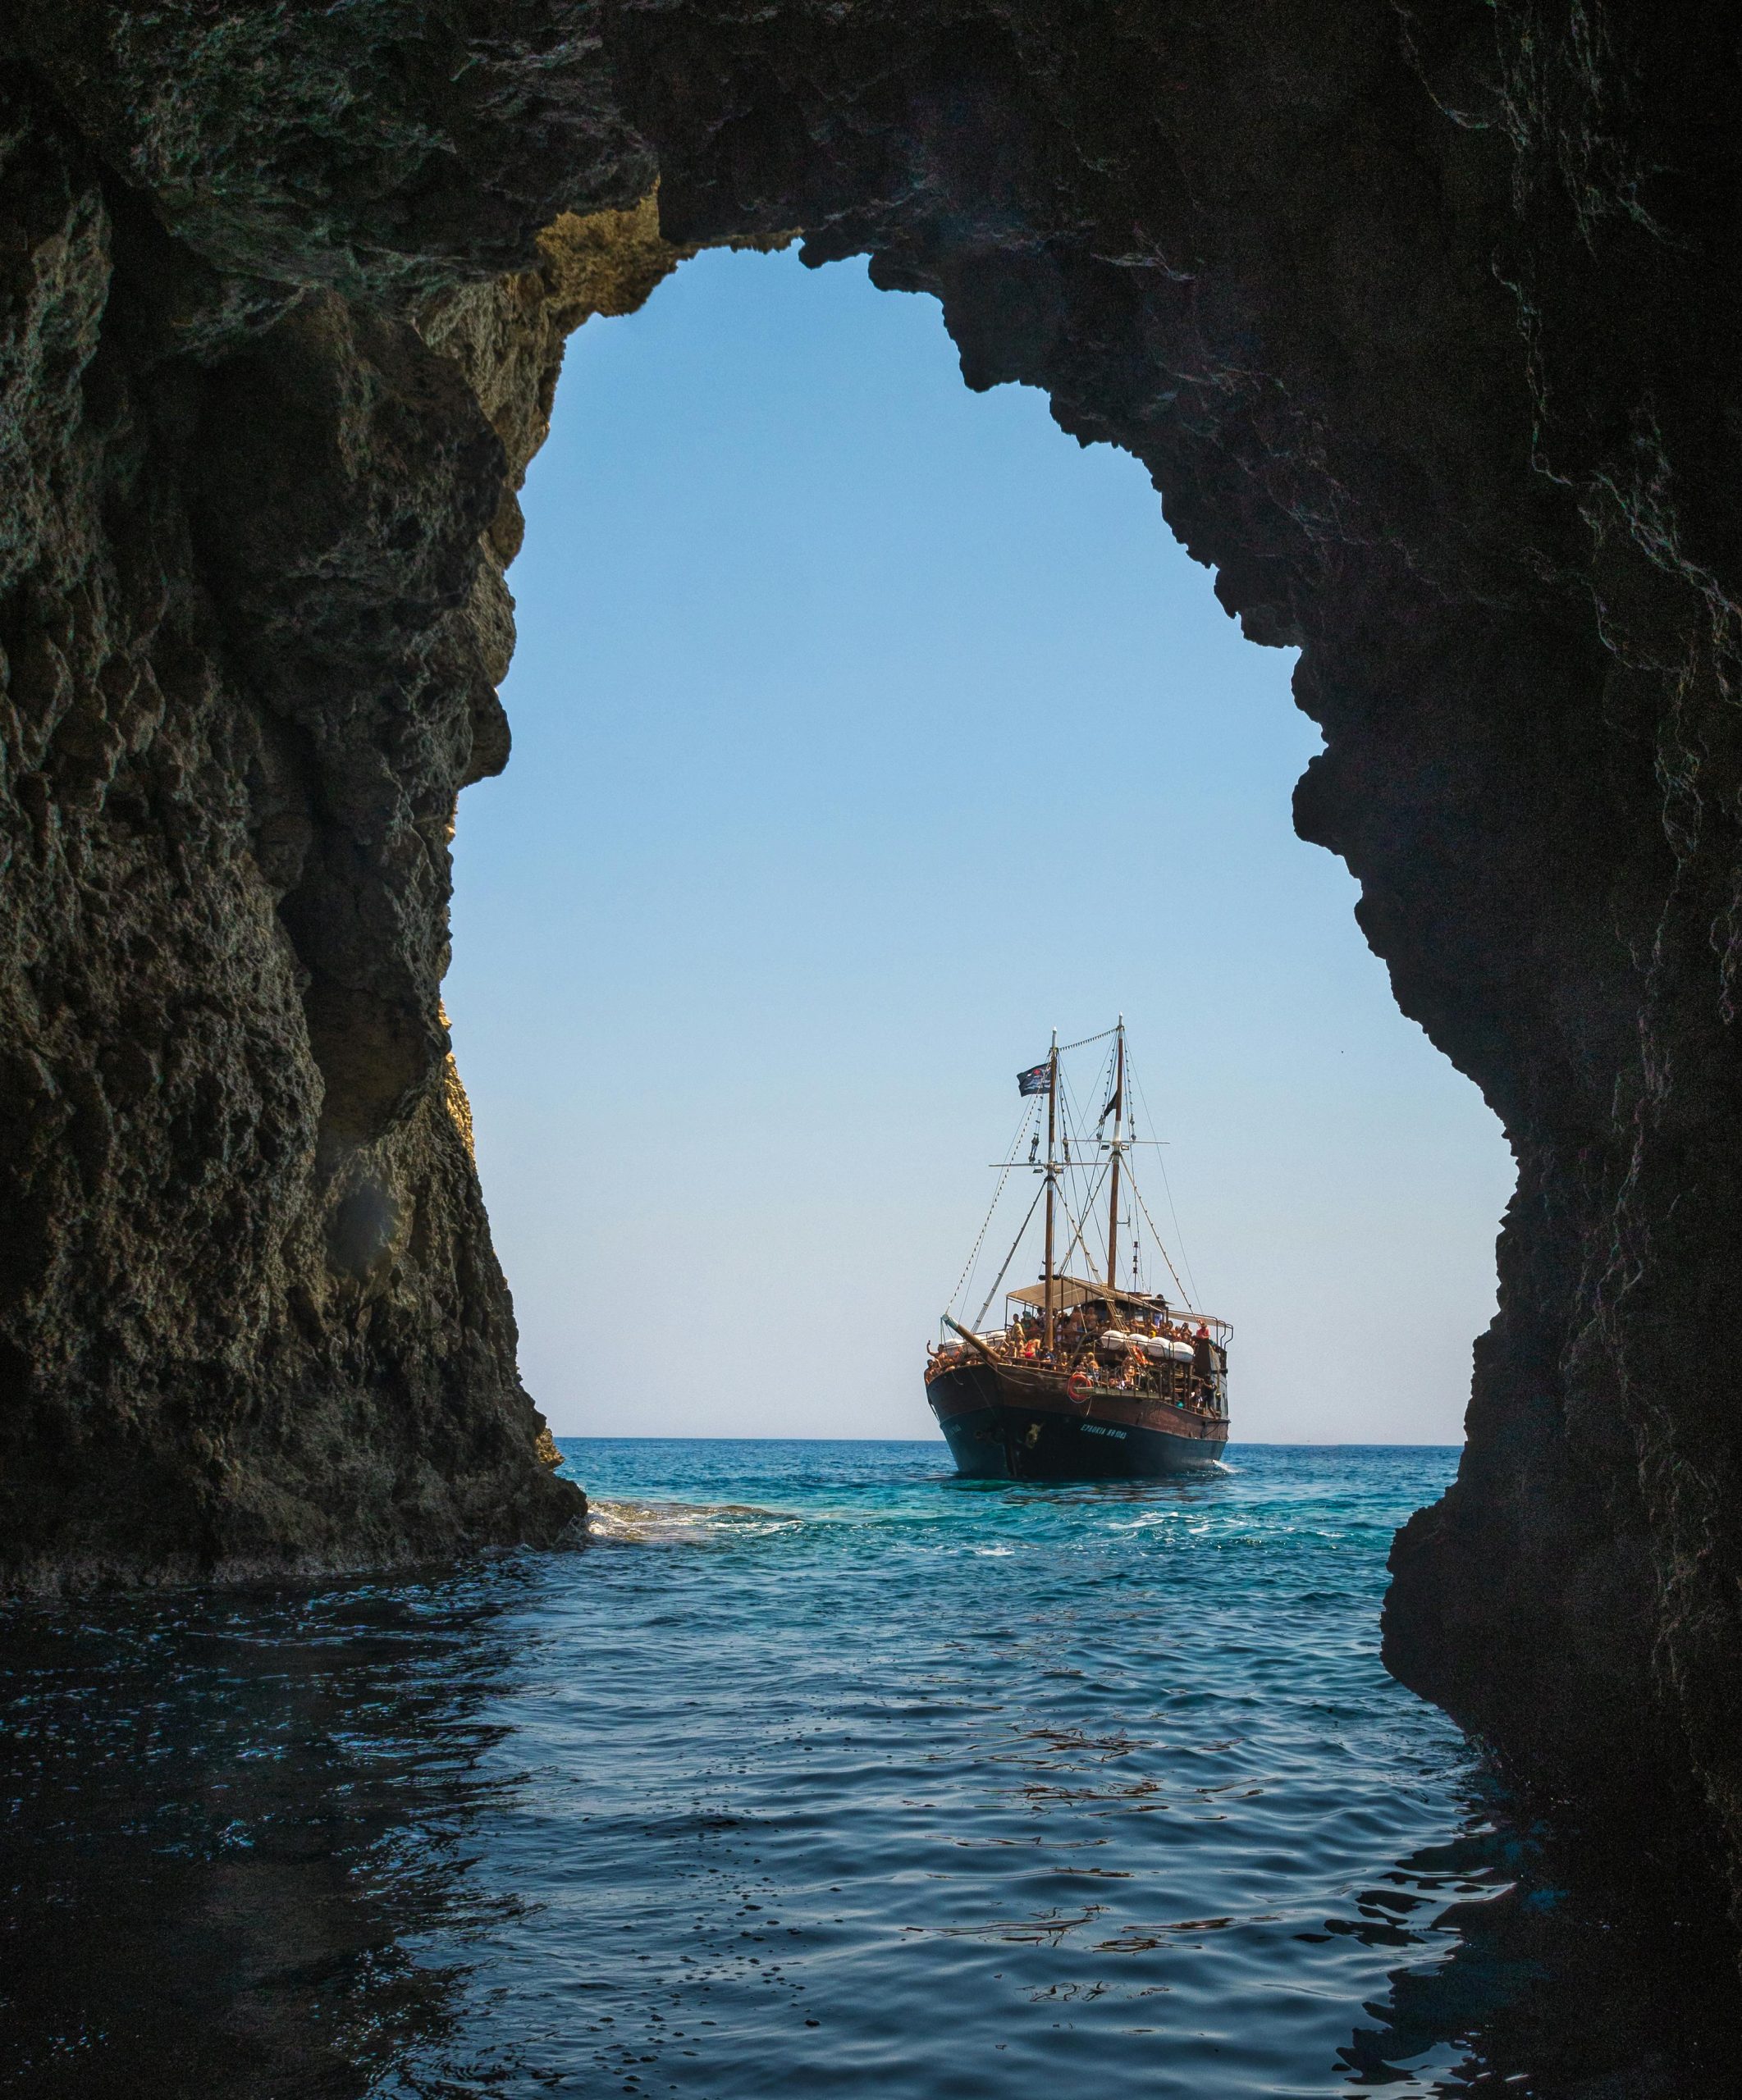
[1105,1015,1125,1299]
[1043,1029,1058,1355]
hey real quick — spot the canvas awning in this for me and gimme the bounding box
[1008,1275,1124,1312]
[1005,1276,1232,1332]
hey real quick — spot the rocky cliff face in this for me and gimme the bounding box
[0,53,615,1583]
[2,0,1739,1909]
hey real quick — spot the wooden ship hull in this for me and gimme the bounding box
[926,1358,1226,1480]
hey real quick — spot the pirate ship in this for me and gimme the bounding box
[925,1020,1230,1479]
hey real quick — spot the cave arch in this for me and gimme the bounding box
[453,236,1509,1446]
[2,2,1740,1911]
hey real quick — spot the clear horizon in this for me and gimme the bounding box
[553,1431,1465,1447]
[446,245,1515,1445]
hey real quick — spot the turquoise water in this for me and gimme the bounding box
[1,1441,1732,2097]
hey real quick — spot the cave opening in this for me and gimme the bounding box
[444,242,1514,1445]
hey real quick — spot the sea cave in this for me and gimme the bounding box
[3,0,1741,1981]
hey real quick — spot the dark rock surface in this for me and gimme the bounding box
[2,0,1739,1908]
[0,49,605,1584]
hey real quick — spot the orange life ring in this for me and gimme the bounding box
[1068,1369,1092,1406]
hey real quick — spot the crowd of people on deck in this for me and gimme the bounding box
[928,1297,1223,1418]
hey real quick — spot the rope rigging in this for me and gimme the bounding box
[947,1024,1214,1337]
[948,1095,1038,1320]
[1131,1177,1190,1303]
[1054,1025,1118,1055]
[969,1177,1049,1331]
[1127,1048,1201,1308]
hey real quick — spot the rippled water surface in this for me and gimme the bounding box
[3,1441,1735,2098]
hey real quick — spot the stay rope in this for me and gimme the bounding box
[947,1097,1037,1322]
[1050,1162,1113,1286]
[969,1178,1049,1331]
[1054,1024,1118,1054]
[1127,1049,1202,1308]
[1132,1179,1190,1303]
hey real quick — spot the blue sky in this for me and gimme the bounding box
[446,245,1514,1443]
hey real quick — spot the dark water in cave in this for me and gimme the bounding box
[2,1440,1736,2098]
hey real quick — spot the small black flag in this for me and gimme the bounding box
[1097,1085,1122,1128]
[1017,1062,1052,1096]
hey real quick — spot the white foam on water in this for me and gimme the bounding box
[585,1497,804,1545]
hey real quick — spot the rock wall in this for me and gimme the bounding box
[3,0,1740,1907]
[0,59,618,1584]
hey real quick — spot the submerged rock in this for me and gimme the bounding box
[1,0,1740,1920]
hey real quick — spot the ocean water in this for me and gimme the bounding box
[2,1440,1735,2099]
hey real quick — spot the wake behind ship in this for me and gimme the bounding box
[926,1020,1230,1479]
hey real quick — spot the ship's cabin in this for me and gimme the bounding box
[931,1275,1231,1416]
